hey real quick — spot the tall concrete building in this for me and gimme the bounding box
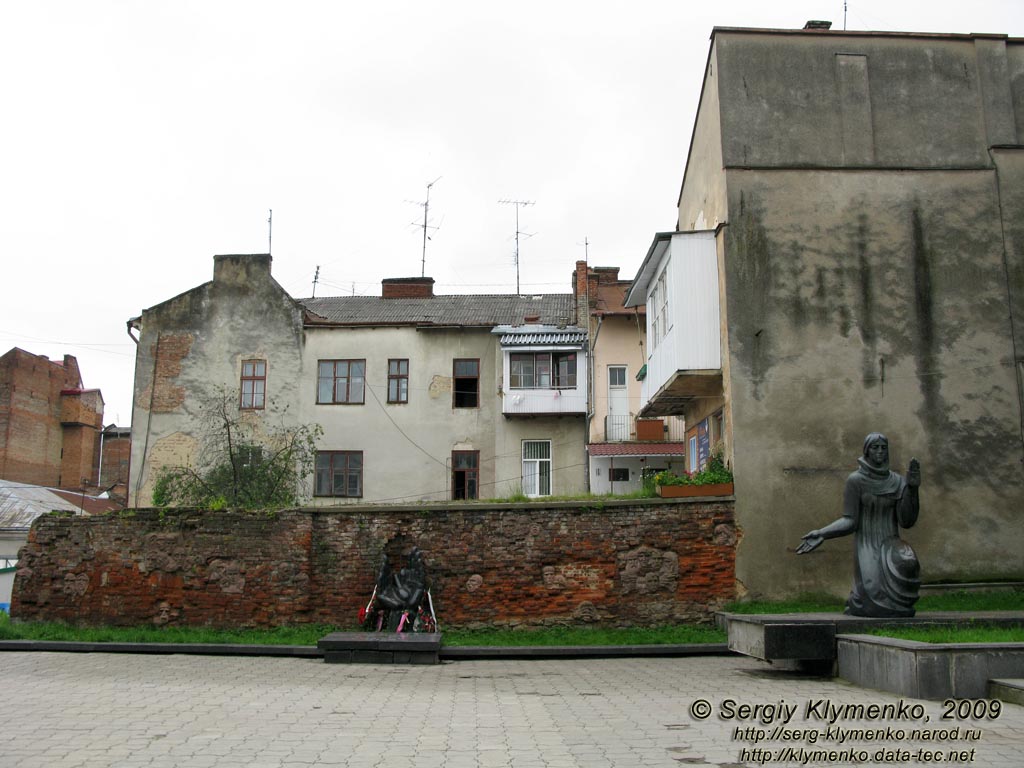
[627,24,1024,599]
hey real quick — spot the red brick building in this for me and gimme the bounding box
[0,348,126,496]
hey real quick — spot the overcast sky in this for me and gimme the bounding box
[1,1,1021,424]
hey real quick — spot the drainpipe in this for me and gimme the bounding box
[97,426,105,488]
[585,316,603,493]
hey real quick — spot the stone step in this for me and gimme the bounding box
[988,679,1024,706]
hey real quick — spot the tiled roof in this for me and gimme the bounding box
[300,294,576,327]
[594,282,644,316]
[588,442,687,457]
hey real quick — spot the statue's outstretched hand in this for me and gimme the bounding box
[796,532,823,554]
[906,458,921,488]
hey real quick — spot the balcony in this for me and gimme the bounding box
[494,324,588,418]
[600,415,685,442]
[504,388,587,416]
[624,230,722,419]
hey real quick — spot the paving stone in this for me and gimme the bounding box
[4,653,1024,766]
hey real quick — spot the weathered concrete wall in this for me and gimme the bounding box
[714,33,1016,168]
[667,30,1024,600]
[11,499,736,628]
[129,255,307,505]
[723,167,1024,597]
[677,38,727,232]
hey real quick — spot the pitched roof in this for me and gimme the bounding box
[0,480,121,530]
[300,294,576,327]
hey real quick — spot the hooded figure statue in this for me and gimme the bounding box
[796,433,922,617]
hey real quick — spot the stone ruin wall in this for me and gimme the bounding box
[11,500,736,629]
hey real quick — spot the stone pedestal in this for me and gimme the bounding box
[316,632,442,664]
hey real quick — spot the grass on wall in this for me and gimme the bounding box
[0,612,725,646]
[723,589,1024,614]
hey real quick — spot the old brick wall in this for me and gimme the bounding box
[0,350,86,487]
[11,498,736,628]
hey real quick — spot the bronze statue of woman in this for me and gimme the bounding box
[796,433,922,617]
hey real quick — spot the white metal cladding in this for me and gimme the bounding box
[641,231,721,406]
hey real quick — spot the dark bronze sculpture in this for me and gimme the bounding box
[796,433,921,617]
[361,547,437,632]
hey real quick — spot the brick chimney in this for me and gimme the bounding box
[572,260,588,324]
[382,277,435,298]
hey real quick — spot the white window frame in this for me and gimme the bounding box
[688,436,698,474]
[608,365,627,388]
[522,440,552,497]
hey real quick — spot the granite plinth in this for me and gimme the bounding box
[720,611,1024,664]
[720,611,1024,700]
[316,632,442,664]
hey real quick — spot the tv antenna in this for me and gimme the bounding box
[408,177,442,277]
[267,209,273,254]
[312,265,320,298]
[844,1,847,30]
[498,198,535,294]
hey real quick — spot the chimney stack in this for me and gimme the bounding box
[382,277,435,298]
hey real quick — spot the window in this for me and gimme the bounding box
[315,451,363,497]
[522,440,551,497]
[608,365,626,388]
[452,451,479,499]
[388,359,409,403]
[688,436,698,474]
[553,353,576,388]
[453,359,479,408]
[651,267,669,349]
[610,467,630,482]
[240,360,266,409]
[318,360,365,404]
[237,445,263,469]
[509,352,577,389]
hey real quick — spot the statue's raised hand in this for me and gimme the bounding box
[906,458,921,488]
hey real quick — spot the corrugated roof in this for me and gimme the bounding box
[0,481,118,530]
[300,294,576,327]
[588,442,687,457]
[498,330,586,346]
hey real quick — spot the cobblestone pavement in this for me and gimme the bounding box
[2,652,1022,767]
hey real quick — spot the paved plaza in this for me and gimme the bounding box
[2,652,1022,767]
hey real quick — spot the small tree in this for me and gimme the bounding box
[151,391,322,509]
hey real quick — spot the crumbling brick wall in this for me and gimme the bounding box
[12,498,736,628]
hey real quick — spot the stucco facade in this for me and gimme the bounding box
[632,26,1024,599]
[128,256,587,506]
[574,262,687,494]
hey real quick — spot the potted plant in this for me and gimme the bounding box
[654,445,734,498]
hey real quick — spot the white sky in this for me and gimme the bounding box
[1,1,1021,424]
